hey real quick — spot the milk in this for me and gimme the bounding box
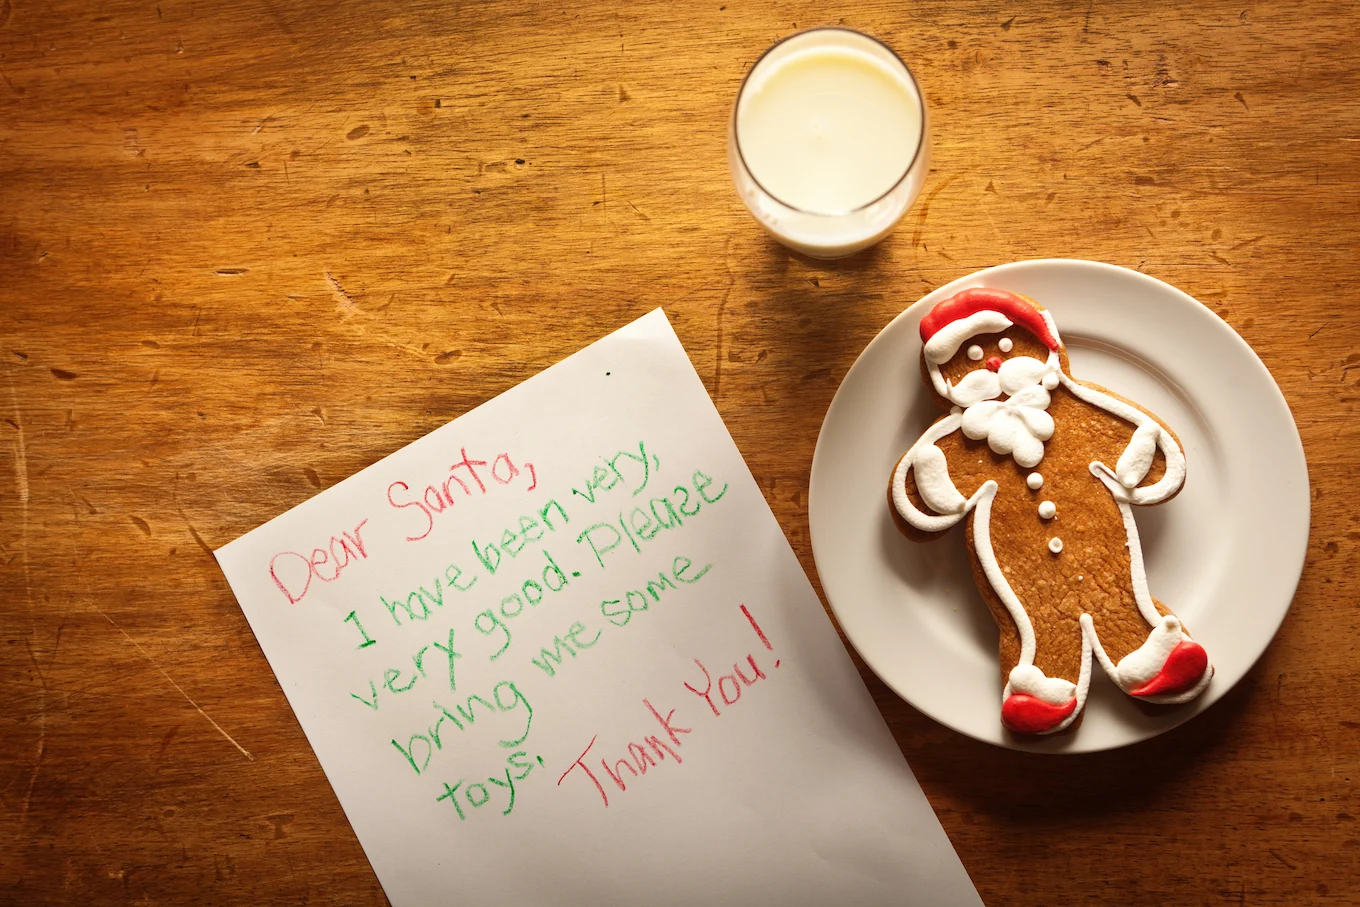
[729,29,929,259]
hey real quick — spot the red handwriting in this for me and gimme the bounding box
[685,604,780,716]
[741,603,774,653]
[269,518,370,605]
[683,655,767,716]
[558,603,781,808]
[388,448,538,542]
[557,700,691,808]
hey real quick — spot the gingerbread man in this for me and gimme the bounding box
[889,288,1213,735]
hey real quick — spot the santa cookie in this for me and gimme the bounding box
[888,287,1212,735]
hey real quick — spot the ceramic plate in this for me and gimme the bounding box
[808,259,1308,753]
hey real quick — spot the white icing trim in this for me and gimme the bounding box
[1116,421,1160,488]
[927,361,951,399]
[891,415,994,533]
[1083,615,1214,706]
[970,483,1036,666]
[1060,623,1094,735]
[1057,372,1186,505]
[1112,499,1163,627]
[1082,503,1213,701]
[1005,621,1092,736]
[1041,349,1061,385]
[1081,612,1118,691]
[913,444,967,514]
[924,311,1014,364]
[1006,663,1075,705]
[1115,615,1185,687]
[1040,310,1062,349]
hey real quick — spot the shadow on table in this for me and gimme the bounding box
[735,235,905,339]
[879,655,1265,822]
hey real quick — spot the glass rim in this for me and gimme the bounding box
[731,26,927,218]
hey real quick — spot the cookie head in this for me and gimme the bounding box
[919,288,1065,410]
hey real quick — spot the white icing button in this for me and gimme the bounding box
[998,338,1013,352]
[1038,501,1056,519]
[967,344,984,361]
[1027,472,1044,490]
[950,405,963,415]
[1048,537,1063,554]
[1042,372,1060,390]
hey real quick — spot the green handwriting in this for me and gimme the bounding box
[576,468,727,570]
[472,499,570,576]
[343,610,377,649]
[529,621,603,677]
[392,680,533,776]
[602,555,712,628]
[571,441,657,503]
[436,751,543,820]
[380,562,477,627]
[350,627,462,710]
[473,548,575,661]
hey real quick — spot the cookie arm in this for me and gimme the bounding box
[1056,373,1186,506]
[891,414,992,533]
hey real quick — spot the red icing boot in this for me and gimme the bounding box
[1001,693,1077,734]
[1130,640,1209,698]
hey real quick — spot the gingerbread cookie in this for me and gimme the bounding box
[888,288,1213,735]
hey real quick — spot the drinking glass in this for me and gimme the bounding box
[729,28,930,259]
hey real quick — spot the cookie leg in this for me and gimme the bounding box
[1084,610,1212,705]
[1083,502,1213,705]
[1001,618,1091,735]
[968,485,1093,735]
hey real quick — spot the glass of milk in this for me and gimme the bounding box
[729,28,929,259]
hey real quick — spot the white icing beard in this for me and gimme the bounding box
[943,354,1061,468]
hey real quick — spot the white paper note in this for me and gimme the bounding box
[215,309,982,907]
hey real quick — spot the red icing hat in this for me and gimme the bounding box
[919,288,1061,351]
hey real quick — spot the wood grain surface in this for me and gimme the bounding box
[2,0,1357,903]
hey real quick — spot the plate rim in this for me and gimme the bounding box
[808,257,1310,754]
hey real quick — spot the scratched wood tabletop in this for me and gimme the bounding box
[2,0,1357,903]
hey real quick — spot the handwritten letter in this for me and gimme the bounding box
[216,310,981,907]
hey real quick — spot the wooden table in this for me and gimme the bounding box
[2,1,1356,903]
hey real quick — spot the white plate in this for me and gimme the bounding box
[809,259,1309,753]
